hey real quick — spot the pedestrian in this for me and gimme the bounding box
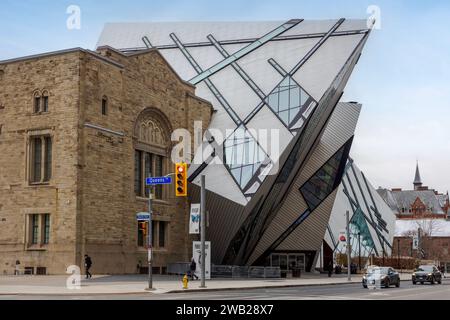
[84,254,92,279]
[327,261,333,278]
[190,258,198,280]
[14,260,20,276]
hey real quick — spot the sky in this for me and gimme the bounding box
[1,0,449,193]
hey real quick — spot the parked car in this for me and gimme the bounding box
[412,265,442,285]
[362,266,400,288]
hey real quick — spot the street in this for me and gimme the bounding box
[1,281,450,300]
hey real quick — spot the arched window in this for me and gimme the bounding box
[42,90,49,113]
[133,108,171,200]
[101,96,108,115]
[33,91,41,113]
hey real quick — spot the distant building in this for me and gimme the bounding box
[377,163,449,220]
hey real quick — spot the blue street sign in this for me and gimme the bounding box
[146,176,172,186]
[136,212,150,221]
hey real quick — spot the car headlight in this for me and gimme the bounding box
[428,273,433,276]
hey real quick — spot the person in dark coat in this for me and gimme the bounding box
[327,261,333,277]
[84,255,92,279]
[190,258,198,280]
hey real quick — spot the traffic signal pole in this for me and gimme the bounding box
[148,187,154,290]
[200,175,206,288]
[346,210,351,281]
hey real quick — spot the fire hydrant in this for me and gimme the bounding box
[182,274,189,289]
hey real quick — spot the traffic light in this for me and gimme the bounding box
[175,162,188,197]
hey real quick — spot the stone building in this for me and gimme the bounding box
[377,163,449,220]
[0,46,212,275]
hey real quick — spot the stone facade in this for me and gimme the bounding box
[0,47,212,275]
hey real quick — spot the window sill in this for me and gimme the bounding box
[28,182,52,188]
[26,245,48,251]
[135,196,169,205]
[31,111,50,116]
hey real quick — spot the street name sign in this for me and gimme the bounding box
[136,212,150,221]
[146,176,172,186]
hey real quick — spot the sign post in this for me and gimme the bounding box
[190,204,201,234]
[144,175,173,291]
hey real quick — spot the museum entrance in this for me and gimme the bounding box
[270,253,306,275]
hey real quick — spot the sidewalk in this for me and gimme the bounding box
[0,273,415,296]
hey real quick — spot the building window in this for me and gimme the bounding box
[134,110,170,200]
[134,151,165,199]
[43,214,50,244]
[137,221,147,247]
[137,221,168,249]
[42,92,49,113]
[33,91,49,113]
[34,93,41,113]
[31,214,39,245]
[30,136,52,184]
[159,221,167,248]
[28,214,50,247]
[102,96,108,115]
[299,139,352,211]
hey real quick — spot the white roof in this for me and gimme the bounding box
[395,219,450,237]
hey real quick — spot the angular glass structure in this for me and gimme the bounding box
[223,126,267,189]
[265,76,316,128]
[97,19,395,270]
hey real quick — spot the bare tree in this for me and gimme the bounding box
[401,219,442,237]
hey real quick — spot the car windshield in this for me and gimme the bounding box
[366,267,388,275]
[416,266,433,272]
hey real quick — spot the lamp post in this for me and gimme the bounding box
[358,232,361,271]
[397,238,401,273]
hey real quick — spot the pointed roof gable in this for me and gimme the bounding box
[414,162,422,185]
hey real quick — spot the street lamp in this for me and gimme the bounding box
[358,232,361,271]
[397,238,401,273]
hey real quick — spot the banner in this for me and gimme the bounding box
[193,241,211,280]
[189,204,200,234]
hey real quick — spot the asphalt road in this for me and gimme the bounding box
[1,281,450,300]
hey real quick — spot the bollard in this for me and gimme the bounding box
[182,274,189,289]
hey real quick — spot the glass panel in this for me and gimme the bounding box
[44,137,52,181]
[31,215,39,245]
[155,155,163,199]
[137,221,146,247]
[265,76,315,128]
[144,153,152,197]
[102,99,107,115]
[43,96,49,112]
[223,125,266,190]
[34,97,41,113]
[152,222,157,248]
[300,143,349,211]
[271,254,280,267]
[43,214,50,244]
[134,150,142,196]
[159,221,166,248]
[32,138,42,183]
[279,255,288,270]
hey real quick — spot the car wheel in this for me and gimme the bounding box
[412,281,416,285]
[438,279,442,284]
[421,282,424,285]
[363,285,367,289]
[430,277,435,285]
[384,279,390,288]
[395,280,400,288]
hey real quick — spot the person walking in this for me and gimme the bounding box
[84,254,92,279]
[14,260,20,275]
[190,258,199,280]
[327,260,333,278]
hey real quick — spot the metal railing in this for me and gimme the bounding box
[212,265,281,279]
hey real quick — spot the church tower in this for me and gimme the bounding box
[413,162,423,191]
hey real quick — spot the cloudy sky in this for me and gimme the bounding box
[1,0,449,193]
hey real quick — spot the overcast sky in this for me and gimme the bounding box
[1,0,449,193]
